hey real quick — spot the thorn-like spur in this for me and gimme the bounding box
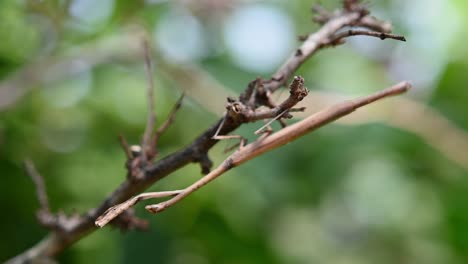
[254,109,289,135]
[212,114,247,152]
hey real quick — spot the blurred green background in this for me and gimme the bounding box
[1,0,468,263]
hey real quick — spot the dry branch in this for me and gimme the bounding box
[141,39,157,163]
[24,160,50,214]
[118,134,133,159]
[340,29,405,41]
[166,64,468,173]
[7,2,407,263]
[151,93,185,152]
[265,7,393,93]
[97,81,410,225]
[95,190,183,228]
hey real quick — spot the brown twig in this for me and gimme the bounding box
[24,160,79,232]
[151,93,185,152]
[254,109,290,135]
[141,39,156,162]
[266,5,395,93]
[140,81,411,215]
[296,91,468,172]
[220,76,308,126]
[7,2,407,263]
[119,134,133,159]
[212,76,308,151]
[97,81,410,225]
[167,63,468,173]
[330,29,406,44]
[95,190,183,228]
[24,160,51,214]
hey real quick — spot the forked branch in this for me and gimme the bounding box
[96,81,411,226]
[7,2,408,263]
[95,190,183,227]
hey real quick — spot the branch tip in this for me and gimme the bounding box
[10,3,411,262]
[145,205,159,214]
[141,38,157,162]
[119,134,133,159]
[95,190,183,228]
[152,92,185,151]
[24,159,50,214]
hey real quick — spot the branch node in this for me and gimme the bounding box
[239,78,258,105]
[10,2,410,261]
[145,205,160,214]
[295,49,303,57]
[119,134,133,159]
[194,153,213,174]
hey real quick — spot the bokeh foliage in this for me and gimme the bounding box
[1,0,468,263]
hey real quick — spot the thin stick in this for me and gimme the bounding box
[24,159,50,213]
[152,93,185,149]
[119,134,133,159]
[95,190,183,228]
[212,114,227,140]
[268,12,362,92]
[8,3,408,261]
[141,39,156,162]
[212,114,247,152]
[137,82,411,217]
[254,109,289,135]
[331,29,406,43]
[231,82,411,164]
